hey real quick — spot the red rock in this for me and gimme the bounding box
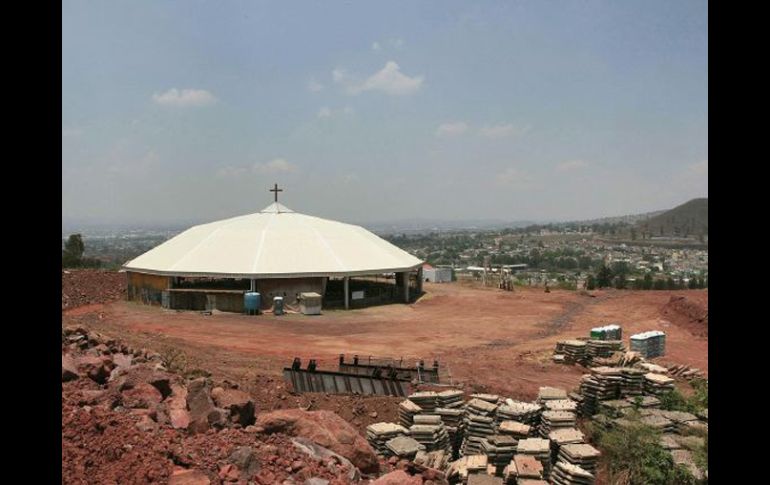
[62,354,79,382]
[168,468,211,485]
[170,408,191,429]
[218,464,239,481]
[371,470,422,485]
[77,355,111,384]
[211,388,256,426]
[187,378,216,434]
[256,409,379,474]
[135,414,158,432]
[122,382,163,409]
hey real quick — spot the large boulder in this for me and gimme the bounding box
[62,354,79,382]
[114,364,173,398]
[228,446,260,478]
[122,382,163,409]
[291,437,359,482]
[186,378,216,434]
[371,470,423,485]
[255,409,379,474]
[76,355,113,384]
[211,387,256,426]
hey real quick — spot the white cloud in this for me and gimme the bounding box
[332,68,347,83]
[556,160,589,172]
[307,79,324,92]
[318,107,332,119]
[371,41,381,51]
[392,38,405,48]
[436,121,469,137]
[152,88,217,107]
[348,61,423,96]
[252,158,298,174]
[495,167,534,189]
[479,123,529,139]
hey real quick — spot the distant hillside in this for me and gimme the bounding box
[566,209,666,226]
[638,198,708,238]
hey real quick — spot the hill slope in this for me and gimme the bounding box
[638,198,708,237]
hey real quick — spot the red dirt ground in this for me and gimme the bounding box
[63,281,708,401]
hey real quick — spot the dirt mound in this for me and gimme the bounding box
[660,295,708,337]
[62,269,126,311]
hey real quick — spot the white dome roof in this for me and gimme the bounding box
[123,203,423,279]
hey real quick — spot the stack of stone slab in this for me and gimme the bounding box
[585,340,623,362]
[436,406,465,458]
[398,399,422,428]
[643,373,675,396]
[517,438,552,479]
[557,340,587,365]
[544,399,578,414]
[557,443,600,477]
[467,474,504,485]
[385,435,423,459]
[516,480,548,485]
[539,410,576,438]
[438,389,465,408]
[462,398,499,456]
[414,448,451,471]
[498,401,542,430]
[597,399,632,418]
[409,391,439,413]
[637,414,676,434]
[537,387,568,403]
[568,393,585,417]
[623,394,660,409]
[659,410,700,434]
[498,420,532,440]
[549,461,595,485]
[480,434,518,474]
[590,324,622,341]
[578,367,622,415]
[411,415,451,452]
[503,455,544,484]
[366,422,409,456]
[447,455,488,484]
[630,331,666,358]
[547,428,585,461]
[471,393,501,404]
[619,367,645,397]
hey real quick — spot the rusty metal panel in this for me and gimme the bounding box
[283,368,411,396]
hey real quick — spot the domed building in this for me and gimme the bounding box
[122,188,424,312]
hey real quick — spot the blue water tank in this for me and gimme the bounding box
[244,292,261,314]
[273,296,284,316]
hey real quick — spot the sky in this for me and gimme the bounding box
[62,0,708,227]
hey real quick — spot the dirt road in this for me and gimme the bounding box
[64,283,708,400]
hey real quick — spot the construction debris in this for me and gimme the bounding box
[537,387,568,403]
[498,420,531,439]
[555,340,587,365]
[498,401,542,429]
[447,454,488,484]
[385,435,422,459]
[462,399,499,456]
[480,434,518,474]
[439,389,466,408]
[539,411,576,438]
[409,391,439,413]
[504,455,544,483]
[585,340,624,361]
[410,421,451,453]
[517,438,552,478]
[414,448,451,471]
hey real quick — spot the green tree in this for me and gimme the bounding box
[666,277,676,290]
[615,273,627,290]
[62,234,85,267]
[596,264,614,288]
[653,279,666,290]
[586,275,596,290]
[643,273,654,290]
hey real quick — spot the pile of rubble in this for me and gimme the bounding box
[62,269,126,311]
[61,324,387,484]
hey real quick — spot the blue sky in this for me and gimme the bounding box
[62,0,707,226]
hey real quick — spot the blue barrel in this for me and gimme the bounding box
[273,296,284,316]
[244,292,261,315]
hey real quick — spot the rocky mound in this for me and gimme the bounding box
[62,269,126,311]
[660,295,708,337]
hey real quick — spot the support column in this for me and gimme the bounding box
[402,271,410,303]
[416,267,423,295]
[250,279,256,292]
[344,276,350,309]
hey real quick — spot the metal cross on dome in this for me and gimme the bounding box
[269,183,283,203]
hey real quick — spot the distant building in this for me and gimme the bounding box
[423,264,453,283]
